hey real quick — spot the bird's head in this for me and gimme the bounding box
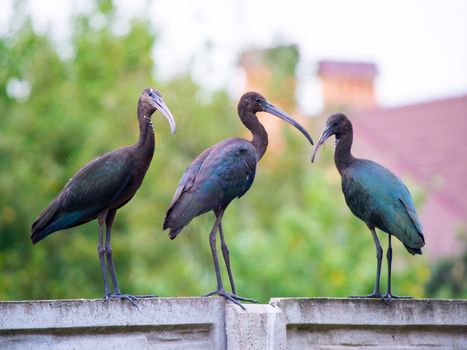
[238,91,314,145]
[139,88,176,134]
[311,113,352,162]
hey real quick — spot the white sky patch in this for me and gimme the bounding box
[7,78,31,102]
[1,0,466,115]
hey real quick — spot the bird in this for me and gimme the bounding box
[311,113,425,304]
[163,91,314,308]
[31,88,176,306]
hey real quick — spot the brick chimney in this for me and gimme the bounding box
[317,60,378,110]
[239,45,298,111]
[239,45,300,153]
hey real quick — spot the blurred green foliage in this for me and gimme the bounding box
[264,44,299,77]
[262,44,299,110]
[425,245,467,298]
[0,1,455,303]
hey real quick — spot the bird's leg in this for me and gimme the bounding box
[371,227,383,297]
[218,220,256,303]
[104,210,121,295]
[103,210,152,308]
[387,234,393,294]
[384,234,394,304]
[204,209,256,309]
[350,226,383,299]
[216,210,237,295]
[208,213,224,292]
[97,211,111,297]
[383,235,413,304]
[382,235,412,304]
[101,211,137,308]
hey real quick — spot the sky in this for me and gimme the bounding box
[1,0,467,114]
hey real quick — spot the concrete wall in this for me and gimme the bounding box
[272,298,467,350]
[0,298,226,350]
[1,298,466,349]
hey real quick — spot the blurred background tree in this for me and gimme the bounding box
[0,0,459,302]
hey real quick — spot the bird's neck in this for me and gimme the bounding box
[136,114,155,158]
[241,110,268,161]
[334,131,355,175]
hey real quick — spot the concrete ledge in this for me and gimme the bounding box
[1,297,466,349]
[272,298,467,349]
[0,297,227,350]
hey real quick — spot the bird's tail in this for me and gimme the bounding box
[398,198,425,255]
[168,227,183,240]
[31,199,88,244]
[404,244,423,255]
[31,227,53,244]
[31,199,60,244]
[163,211,185,240]
[163,193,204,240]
[31,210,87,244]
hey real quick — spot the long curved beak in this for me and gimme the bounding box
[153,95,176,134]
[310,125,334,162]
[260,100,314,146]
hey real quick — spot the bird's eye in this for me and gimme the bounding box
[256,98,261,103]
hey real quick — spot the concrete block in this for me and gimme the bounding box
[271,297,467,349]
[1,297,466,349]
[225,304,286,350]
[0,297,226,350]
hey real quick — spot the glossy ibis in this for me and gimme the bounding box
[163,92,314,308]
[311,113,425,303]
[31,88,176,306]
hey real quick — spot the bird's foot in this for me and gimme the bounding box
[204,289,257,310]
[383,293,413,305]
[205,289,257,303]
[105,293,156,308]
[349,292,383,299]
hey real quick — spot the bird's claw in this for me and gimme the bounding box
[227,293,258,304]
[205,290,257,303]
[204,289,257,310]
[383,293,412,305]
[104,293,142,308]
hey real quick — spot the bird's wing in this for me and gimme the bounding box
[165,145,215,214]
[342,160,424,250]
[164,138,257,234]
[58,150,135,212]
[399,197,425,242]
[193,139,257,205]
[31,149,134,242]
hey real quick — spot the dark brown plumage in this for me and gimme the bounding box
[31,88,176,305]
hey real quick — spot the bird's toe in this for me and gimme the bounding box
[383,293,413,305]
[221,292,247,310]
[203,289,256,309]
[224,291,258,303]
[105,293,140,308]
[349,293,383,299]
[204,290,219,297]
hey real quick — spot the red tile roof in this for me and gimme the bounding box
[318,60,378,79]
[353,94,467,220]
